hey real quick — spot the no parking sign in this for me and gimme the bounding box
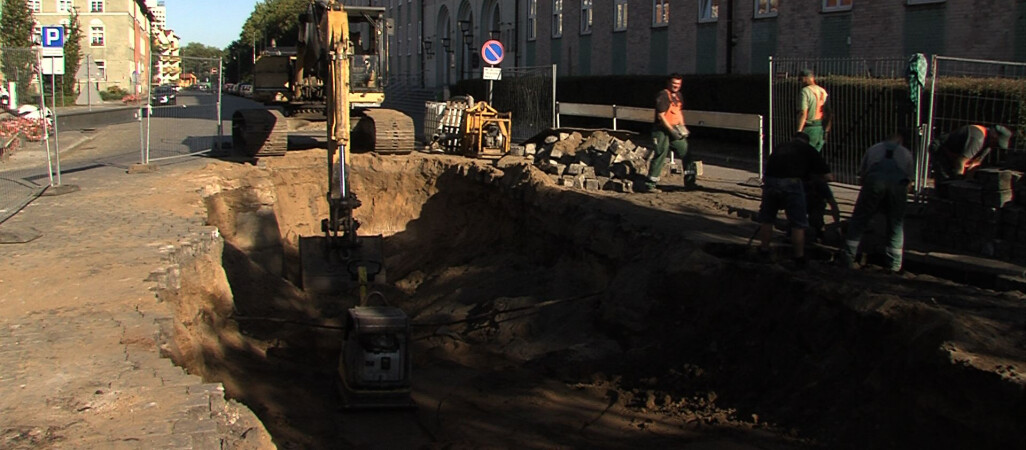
[480,40,504,66]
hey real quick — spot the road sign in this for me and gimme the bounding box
[483,67,502,81]
[41,56,65,75]
[480,40,504,66]
[41,26,65,57]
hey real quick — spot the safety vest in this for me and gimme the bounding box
[972,124,988,141]
[656,89,685,127]
[806,85,828,121]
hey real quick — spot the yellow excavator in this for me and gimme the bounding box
[235,2,414,409]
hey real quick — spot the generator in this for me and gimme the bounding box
[338,305,415,409]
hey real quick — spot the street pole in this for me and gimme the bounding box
[38,53,55,187]
[51,73,62,185]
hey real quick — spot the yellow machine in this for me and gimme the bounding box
[459,102,512,159]
[240,2,414,409]
[231,5,414,157]
[430,96,512,159]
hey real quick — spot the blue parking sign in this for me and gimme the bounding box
[42,27,64,48]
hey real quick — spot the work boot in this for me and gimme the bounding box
[642,184,662,193]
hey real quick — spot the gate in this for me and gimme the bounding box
[453,64,556,142]
[143,56,223,162]
[769,57,921,186]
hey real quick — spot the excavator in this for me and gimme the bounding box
[234,2,414,409]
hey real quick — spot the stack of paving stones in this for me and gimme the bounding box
[510,130,671,193]
[922,168,1026,263]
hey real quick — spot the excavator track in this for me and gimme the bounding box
[352,109,416,154]
[232,109,289,157]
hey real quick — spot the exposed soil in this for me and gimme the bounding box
[157,150,1024,449]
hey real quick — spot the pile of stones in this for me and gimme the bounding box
[510,130,679,193]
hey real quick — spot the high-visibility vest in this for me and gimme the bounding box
[656,89,685,127]
[807,85,828,121]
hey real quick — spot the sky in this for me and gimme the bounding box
[165,0,260,49]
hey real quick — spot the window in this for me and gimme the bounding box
[90,23,105,47]
[32,24,42,45]
[95,60,106,80]
[699,0,719,22]
[823,0,852,11]
[755,0,779,18]
[29,0,41,13]
[581,0,593,34]
[527,0,537,41]
[57,0,73,12]
[552,0,563,38]
[653,0,669,27]
[614,0,629,32]
[90,1,104,13]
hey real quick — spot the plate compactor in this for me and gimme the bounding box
[292,3,414,410]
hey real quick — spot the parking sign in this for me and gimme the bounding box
[41,27,65,57]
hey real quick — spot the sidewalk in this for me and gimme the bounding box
[0,153,270,447]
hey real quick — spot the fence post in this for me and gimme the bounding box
[921,54,939,199]
[767,56,773,164]
[37,53,55,187]
[758,115,764,180]
[551,64,557,129]
[555,102,561,128]
[216,58,223,150]
[612,105,618,131]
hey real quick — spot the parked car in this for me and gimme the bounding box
[239,84,253,98]
[223,83,234,94]
[150,85,177,105]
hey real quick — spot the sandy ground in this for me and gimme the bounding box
[158,150,1023,449]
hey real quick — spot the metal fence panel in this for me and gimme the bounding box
[456,65,556,143]
[145,56,223,162]
[770,57,920,185]
[1,48,55,223]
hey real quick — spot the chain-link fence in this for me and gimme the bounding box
[143,56,223,162]
[1,47,58,224]
[924,56,1026,181]
[453,64,556,142]
[770,57,921,186]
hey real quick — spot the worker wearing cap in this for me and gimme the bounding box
[933,124,1012,181]
[756,132,833,268]
[645,73,694,193]
[796,69,831,152]
[840,133,915,272]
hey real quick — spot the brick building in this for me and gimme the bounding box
[32,0,154,93]
[385,0,1025,89]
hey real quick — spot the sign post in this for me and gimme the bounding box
[480,40,504,105]
[41,26,65,185]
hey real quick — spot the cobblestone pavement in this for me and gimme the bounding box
[0,152,267,449]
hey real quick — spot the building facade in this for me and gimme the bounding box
[32,0,154,93]
[386,0,1025,90]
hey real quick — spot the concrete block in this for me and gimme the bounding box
[580,130,612,153]
[544,135,559,144]
[603,179,633,193]
[566,163,586,176]
[572,174,586,189]
[525,143,537,155]
[510,145,526,157]
[584,178,601,191]
[550,148,564,160]
[609,139,629,156]
[973,168,1020,192]
[581,165,596,177]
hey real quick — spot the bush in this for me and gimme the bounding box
[100,85,130,101]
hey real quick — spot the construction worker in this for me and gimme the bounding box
[932,124,1012,182]
[796,69,831,152]
[644,73,695,193]
[840,134,914,272]
[756,132,833,268]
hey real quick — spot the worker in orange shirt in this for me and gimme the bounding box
[932,124,1012,182]
[644,73,696,193]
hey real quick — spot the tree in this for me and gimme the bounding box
[62,7,83,97]
[181,42,224,80]
[1,0,38,103]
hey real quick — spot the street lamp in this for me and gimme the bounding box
[441,37,451,53]
[423,39,434,58]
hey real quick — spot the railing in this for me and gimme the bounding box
[555,102,765,176]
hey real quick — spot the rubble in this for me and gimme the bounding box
[526,130,687,194]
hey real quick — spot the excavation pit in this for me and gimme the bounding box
[157,151,1024,449]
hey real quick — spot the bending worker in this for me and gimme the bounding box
[757,132,833,268]
[933,124,1012,181]
[645,73,695,193]
[840,134,914,273]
